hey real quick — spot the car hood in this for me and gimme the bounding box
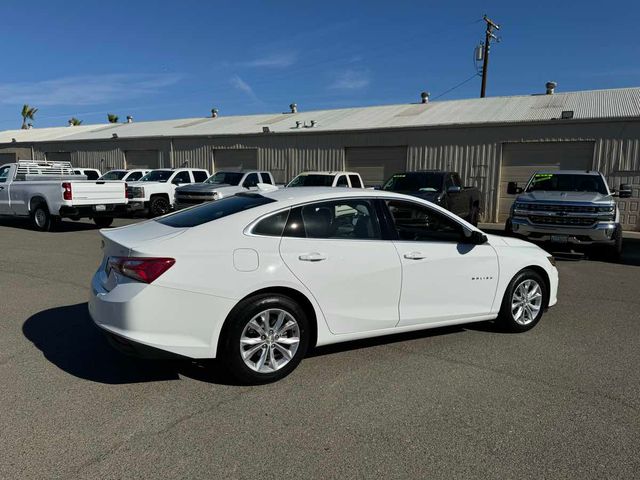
[176,183,237,193]
[516,191,613,205]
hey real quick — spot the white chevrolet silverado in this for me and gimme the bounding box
[0,160,127,231]
[287,171,365,188]
[126,168,210,217]
[174,170,276,209]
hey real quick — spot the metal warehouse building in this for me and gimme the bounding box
[1,86,640,229]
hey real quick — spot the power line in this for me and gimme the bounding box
[432,73,480,100]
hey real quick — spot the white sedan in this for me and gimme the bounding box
[89,188,558,383]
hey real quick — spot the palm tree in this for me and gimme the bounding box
[21,104,38,129]
[69,117,83,126]
[107,113,119,123]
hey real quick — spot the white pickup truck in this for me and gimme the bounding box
[0,160,127,231]
[287,171,365,188]
[126,168,210,217]
[174,170,276,209]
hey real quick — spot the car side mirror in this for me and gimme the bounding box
[507,181,523,195]
[464,229,488,245]
[618,184,632,198]
[447,186,462,193]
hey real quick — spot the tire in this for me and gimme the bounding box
[94,217,114,228]
[605,225,623,261]
[468,205,479,227]
[30,204,58,232]
[505,218,513,235]
[148,196,170,218]
[497,269,548,333]
[219,294,310,384]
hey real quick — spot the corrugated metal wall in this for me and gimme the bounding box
[17,119,640,228]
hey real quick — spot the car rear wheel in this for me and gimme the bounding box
[219,294,310,384]
[93,217,114,228]
[497,269,547,332]
[148,196,170,217]
[30,204,58,232]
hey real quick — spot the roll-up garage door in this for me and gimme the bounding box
[345,147,407,187]
[125,150,160,169]
[213,149,258,172]
[498,142,594,222]
[46,152,71,162]
[0,152,16,163]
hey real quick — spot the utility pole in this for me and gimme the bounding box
[480,14,500,98]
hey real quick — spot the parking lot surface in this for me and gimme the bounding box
[1,218,639,479]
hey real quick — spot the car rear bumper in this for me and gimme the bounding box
[88,269,237,359]
[511,218,618,245]
[59,204,127,218]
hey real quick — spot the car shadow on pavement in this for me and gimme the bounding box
[308,324,466,358]
[23,303,243,386]
[0,218,100,232]
[23,303,181,384]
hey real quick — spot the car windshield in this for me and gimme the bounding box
[205,172,244,185]
[140,170,173,182]
[158,193,276,228]
[383,172,444,192]
[287,174,334,187]
[526,173,608,194]
[99,170,127,180]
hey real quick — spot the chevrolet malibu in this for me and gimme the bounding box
[89,188,558,384]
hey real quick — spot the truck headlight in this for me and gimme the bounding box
[597,205,614,213]
[213,192,222,200]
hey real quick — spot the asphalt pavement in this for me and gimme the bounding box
[1,217,639,479]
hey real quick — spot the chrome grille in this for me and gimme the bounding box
[528,215,595,226]
[517,203,597,213]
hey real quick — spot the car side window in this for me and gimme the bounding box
[285,199,381,240]
[336,175,349,187]
[243,173,259,188]
[0,166,10,183]
[193,171,208,183]
[252,210,290,236]
[452,174,462,188]
[444,175,454,190]
[86,170,100,180]
[348,175,363,188]
[260,172,273,185]
[127,171,143,181]
[386,200,465,243]
[172,171,191,184]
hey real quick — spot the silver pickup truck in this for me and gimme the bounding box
[506,170,632,257]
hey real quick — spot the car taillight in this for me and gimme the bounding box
[62,182,72,200]
[125,182,131,199]
[107,257,175,284]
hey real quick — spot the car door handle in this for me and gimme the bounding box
[298,253,327,262]
[403,251,427,260]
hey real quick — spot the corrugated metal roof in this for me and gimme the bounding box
[2,87,640,144]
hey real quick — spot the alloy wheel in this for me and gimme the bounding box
[511,279,542,325]
[240,309,300,373]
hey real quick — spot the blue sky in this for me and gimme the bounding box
[1,0,639,129]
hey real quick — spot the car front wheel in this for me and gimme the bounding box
[497,269,548,332]
[219,294,310,384]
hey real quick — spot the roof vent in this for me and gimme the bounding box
[289,103,298,114]
[112,133,118,139]
[545,81,557,95]
[211,108,219,118]
[11,137,16,143]
[420,91,430,104]
[126,115,133,123]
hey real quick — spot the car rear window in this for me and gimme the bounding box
[157,193,276,228]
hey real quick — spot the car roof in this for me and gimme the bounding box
[534,170,602,176]
[260,187,417,206]
[295,171,359,176]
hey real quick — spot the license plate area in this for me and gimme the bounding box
[550,235,569,243]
